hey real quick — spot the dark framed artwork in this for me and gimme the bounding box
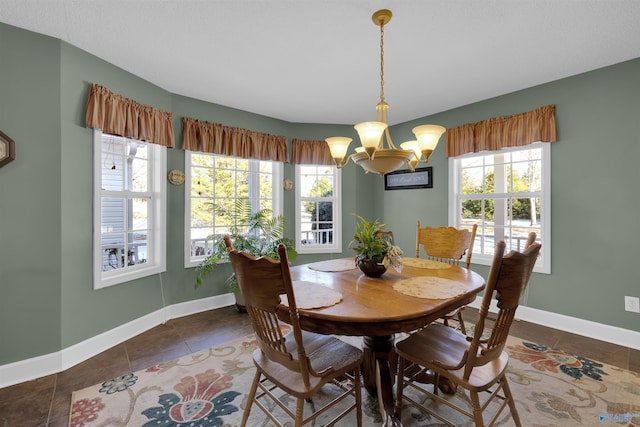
[384,167,433,190]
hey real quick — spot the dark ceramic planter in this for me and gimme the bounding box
[356,257,387,278]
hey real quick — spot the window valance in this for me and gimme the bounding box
[291,139,334,165]
[85,83,175,148]
[181,117,288,162]
[445,105,557,157]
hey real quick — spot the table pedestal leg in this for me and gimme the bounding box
[362,335,402,427]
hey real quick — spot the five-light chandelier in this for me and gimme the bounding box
[326,9,446,175]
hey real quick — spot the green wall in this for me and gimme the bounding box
[0,24,63,363]
[0,21,638,367]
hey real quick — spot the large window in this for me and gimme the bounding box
[295,164,342,254]
[185,151,283,266]
[449,143,550,273]
[93,130,166,289]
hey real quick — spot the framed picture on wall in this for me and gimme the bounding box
[384,167,432,190]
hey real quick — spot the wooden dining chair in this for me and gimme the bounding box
[415,220,478,334]
[378,230,395,245]
[224,235,364,427]
[395,232,541,427]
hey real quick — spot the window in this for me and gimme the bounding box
[93,130,166,289]
[185,151,283,266]
[449,143,550,273]
[295,164,342,254]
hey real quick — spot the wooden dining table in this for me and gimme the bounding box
[277,257,485,427]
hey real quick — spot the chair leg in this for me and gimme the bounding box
[469,391,485,427]
[240,370,261,427]
[394,357,407,418]
[295,398,305,427]
[501,377,522,427]
[355,368,363,427]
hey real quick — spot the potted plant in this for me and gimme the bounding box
[194,199,298,311]
[350,213,403,277]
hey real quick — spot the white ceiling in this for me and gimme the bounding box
[2,0,640,125]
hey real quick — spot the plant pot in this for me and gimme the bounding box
[356,257,387,278]
[234,289,247,313]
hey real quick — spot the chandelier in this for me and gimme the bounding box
[326,9,446,175]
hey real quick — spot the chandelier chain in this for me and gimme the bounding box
[379,22,385,103]
[324,9,445,176]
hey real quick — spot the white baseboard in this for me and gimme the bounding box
[468,297,640,350]
[0,293,235,389]
[2,294,638,389]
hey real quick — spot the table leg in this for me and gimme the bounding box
[362,335,402,427]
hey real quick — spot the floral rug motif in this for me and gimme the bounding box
[69,332,640,426]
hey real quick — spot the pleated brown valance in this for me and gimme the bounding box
[85,83,175,148]
[181,117,288,162]
[291,139,335,165]
[445,105,557,157]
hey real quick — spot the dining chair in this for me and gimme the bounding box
[378,230,395,245]
[224,235,364,427]
[395,232,541,427]
[415,220,478,334]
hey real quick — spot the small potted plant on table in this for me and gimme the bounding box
[350,213,403,278]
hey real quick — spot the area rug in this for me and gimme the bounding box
[69,331,640,427]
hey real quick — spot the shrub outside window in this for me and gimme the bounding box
[185,151,283,267]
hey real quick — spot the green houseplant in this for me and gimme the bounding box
[195,199,298,311]
[350,213,403,277]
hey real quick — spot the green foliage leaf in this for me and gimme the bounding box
[349,213,392,264]
[194,198,297,291]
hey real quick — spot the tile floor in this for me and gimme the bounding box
[0,306,638,427]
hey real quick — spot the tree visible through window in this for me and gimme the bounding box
[295,165,342,254]
[185,151,282,266]
[450,143,550,273]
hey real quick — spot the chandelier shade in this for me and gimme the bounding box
[412,124,447,162]
[325,9,445,175]
[354,121,388,157]
[325,136,353,165]
[400,140,421,170]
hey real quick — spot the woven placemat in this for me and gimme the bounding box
[401,257,453,269]
[307,258,357,272]
[280,281,343,309]
[393,276,468,299]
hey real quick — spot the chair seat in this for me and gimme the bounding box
[395,323,509,391]
[255,331,363,398]
[228,240,363,427]
[396,234,541,427]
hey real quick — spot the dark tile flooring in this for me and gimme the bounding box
[1,306,638,427]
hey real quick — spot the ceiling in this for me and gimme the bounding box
[2,0,640,125]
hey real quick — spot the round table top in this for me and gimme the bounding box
[282,258,485,336]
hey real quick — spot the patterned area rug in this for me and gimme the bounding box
[69,331,640,427]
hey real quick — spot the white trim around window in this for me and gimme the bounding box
[448,142,551,274]
[184,151,284,268]
[294,164,342,254]
[92,129,167,289]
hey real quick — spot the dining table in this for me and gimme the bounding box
[277,257,485,427]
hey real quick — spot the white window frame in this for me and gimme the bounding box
[294,164,342,254]
[448,142,551,274]
[92,129,167,289]
[184,151,283,268]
